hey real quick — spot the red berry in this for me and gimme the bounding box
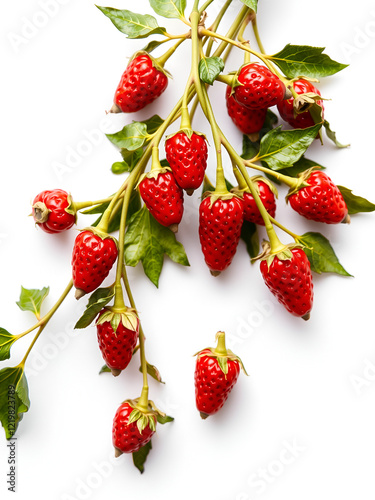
[96,309,139,375]
[165,132,208,194]
[195,348,240,418]
[225,86,267,135]
[72,230,118,297]
[241,180,277,225]
[288,171,348,224]
[260,248,314,319]
[113,54,168,113]
[32,189,75,234]
[139,171,184,231]
[112,402,156,454]
[234,63,286,110]
[277,79,324,129]
[199,195,244,274]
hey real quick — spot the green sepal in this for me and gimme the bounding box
[255,240,302,270]
[139,361,165,384]
[95,307,139,333]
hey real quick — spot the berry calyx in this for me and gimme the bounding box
[32,189,76,234]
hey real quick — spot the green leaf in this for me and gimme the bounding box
[16,286,49,318]
[241,109,278,161]
[124,207,189,287]
[75,287,115,329]
[106,122,149,151]
[258,124,321,170]
[0,329,17,362]
[0,367,30,439]
[132,440,152,473]
[112,149,143,174]
[139,361,165,384]
[240,0,258,12]
[270,44,348,79]
[99,365,111,374]
[142,39,167,53]
[156,414,174,424]
[149,0,186,19]
[281,156,325,178]
[199,57,225,85]
[323,120,349,148]
[96,6,166,38]
[298,232,352,276]
[142,114,164,134]
[337,186,375,215]
[240,221,259,260]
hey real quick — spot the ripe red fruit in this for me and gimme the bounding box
[225,85,267,136]
[139,170,184,232]
[199,195,244,275]
[287,170,349,224]
[277,79,324,129]
[194,332,247,419]
[96,308,139,376]
[32,189,76,234]
[165,131,208,194]
[260,247,314,319]
[234,63,286,110]
[112,402,156,455]
[112,53,168,113]
[239,179,277,225]
[72,230,118,298]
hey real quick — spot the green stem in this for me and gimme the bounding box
[212,5,250,58]
[251,16,266,54]
[154,37,186,67]
[18,280,73,367]
[198,0,215,14]
[214,331,227,356]
[245,161,299,189]
[237,11,254,64]
[269,216,300,241]
[205,0,233,57]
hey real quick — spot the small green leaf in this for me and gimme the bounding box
[240,0,258,12]
[199,57,225,85]
[241,109,278,161]
[112,148,143,174]
[99,365,111,374]
[323,120,349,148]
[142,39,167,53]
[337,186,375,215]
[75,287,115,329]
[16,286,49,318]
[124,207,189,287]
[0,367,30,439]
[149,0,186,19]
[270,44,348,79]
[106,122,149,151]
[156,414,174,424]
[240,221,259,260]
[139,362,165,384]
[142,114,164,134]
[0,329,18,362]
[132,440,152,474]
[258,124,322,171]
[96,6,166,38]
[298,232,352,276]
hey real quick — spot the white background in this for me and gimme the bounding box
[1,0,375,499]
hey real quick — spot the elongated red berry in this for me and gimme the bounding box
[199,195,244,275]
[72,230,118,298]
[32,189,76,234]
[288,171,349,224]
[234,63,286,110]
[260,247,313,319]
[277,79,324,129]
[226,86,267,135]
[96,308,139,376]
[139,170,184,231]
[241,180,277,225]
[194,332,247,419]
[112,53,168,113]
[165,131,208,194]
[113,402,156,455]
